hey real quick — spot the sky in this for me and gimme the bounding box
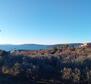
[0,0,91,44]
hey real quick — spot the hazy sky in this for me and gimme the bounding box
[0,0,91,44]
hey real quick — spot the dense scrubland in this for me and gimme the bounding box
[0,43,91,84]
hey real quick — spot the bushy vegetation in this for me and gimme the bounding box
[0,44,91,84]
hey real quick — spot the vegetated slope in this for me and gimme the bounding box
[0,43,91,84]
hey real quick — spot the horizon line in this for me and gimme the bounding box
[0,42,90,45]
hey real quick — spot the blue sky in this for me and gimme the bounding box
[0,0,91,44]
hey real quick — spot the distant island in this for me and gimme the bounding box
[0,43,87,51]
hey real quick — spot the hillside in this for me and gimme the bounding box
[0,43,91,84]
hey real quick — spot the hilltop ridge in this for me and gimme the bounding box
[0,42,90,51]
